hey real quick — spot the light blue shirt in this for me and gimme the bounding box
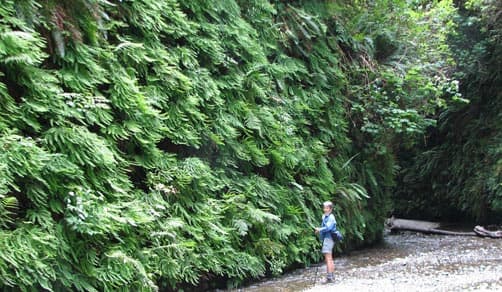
[319,213,336,241]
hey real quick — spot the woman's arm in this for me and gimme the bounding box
[318,214,336,232]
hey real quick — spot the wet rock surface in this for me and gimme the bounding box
[233,232,502,292]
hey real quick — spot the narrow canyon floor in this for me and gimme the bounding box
[234,231,502,292]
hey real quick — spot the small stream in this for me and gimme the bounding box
[232,231,502,291]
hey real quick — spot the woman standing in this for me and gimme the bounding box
[314,201,336,283]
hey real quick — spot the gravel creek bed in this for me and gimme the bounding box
[230,231,502,292]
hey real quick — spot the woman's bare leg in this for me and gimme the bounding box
[325,253,334,273]
[323,253,334,282]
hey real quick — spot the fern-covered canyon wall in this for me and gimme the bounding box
[0,0,497,290]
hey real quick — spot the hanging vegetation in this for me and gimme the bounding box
[0,0,476,290]
[394,0,502,223]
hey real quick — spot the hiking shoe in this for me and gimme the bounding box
[321,278,334,284]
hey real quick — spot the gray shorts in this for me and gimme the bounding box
[321,237,334,254]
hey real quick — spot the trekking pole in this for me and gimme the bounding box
[312,238,321,286]
[312,262,319,286]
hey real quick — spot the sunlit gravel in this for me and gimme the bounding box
[236,231,502,292]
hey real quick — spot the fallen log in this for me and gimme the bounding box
[386,218,439,231]
[386,217,477,236]
[387,217,502,238]
[474,225,502,238]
